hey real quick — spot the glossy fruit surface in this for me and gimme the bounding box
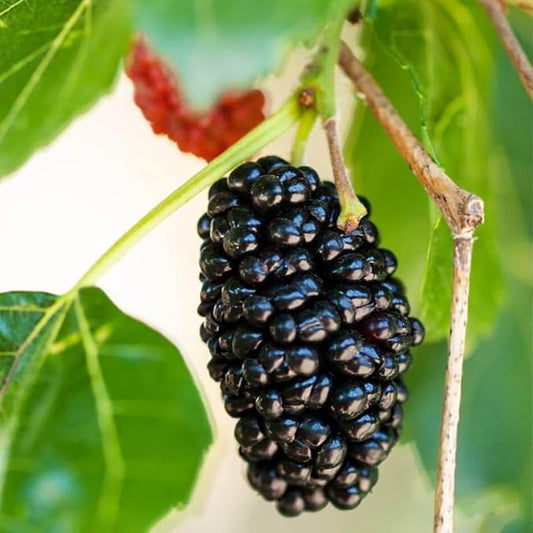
[198,158,425,516]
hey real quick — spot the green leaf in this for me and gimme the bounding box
[494,6,533,246]
[0,0,131,177]
[0,291,60,387]
[132,0,346,107]
[363,0,504,345]
[404,287,532,528]
[0,287,211,531]
[345,26,432,313]
[348,4,532,526]
[382,7,533,528]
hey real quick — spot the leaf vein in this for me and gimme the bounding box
[56,0,92,105]
[0,296,66,398]
[0,300,69,506]
[0,305,49,312]
[75,295,125,531]
[0,0,90,142]
[0,42,50,86]
[0,0,27,19]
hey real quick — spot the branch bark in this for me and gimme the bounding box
[338,41,483,533]
[337,41,483,237]
[479,0,533,99]
[433,236,474,533]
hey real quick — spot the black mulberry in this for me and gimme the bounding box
[198,157,424,516]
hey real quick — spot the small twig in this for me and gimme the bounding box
[297,4,367,230]
[433,236,473,533]
[338,41,484,533]
[323,117,367,231]
[337,41,483,236]
[479,0,533,99]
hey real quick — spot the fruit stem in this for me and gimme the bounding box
[74,96,302,289]
[291,106,317,165]
[323,117,367,231]
[299,3,367,230]
[337,41,484,234]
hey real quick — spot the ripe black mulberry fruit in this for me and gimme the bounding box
[198,157,424,516]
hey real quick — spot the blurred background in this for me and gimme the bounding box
[1,3,531,528]
[0,66,515,532]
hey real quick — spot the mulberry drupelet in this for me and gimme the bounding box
[198,156,425,516]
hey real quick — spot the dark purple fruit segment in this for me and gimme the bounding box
[197,157,425,516]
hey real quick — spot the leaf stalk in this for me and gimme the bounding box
[291,104,318,166]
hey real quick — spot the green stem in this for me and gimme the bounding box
[291,110,318,165]
[297,2,367,230]
[304,2,368,230]
[317,15,346,119]
[74,96,301,289]
[301,2,355,119]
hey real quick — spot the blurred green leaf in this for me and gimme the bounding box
[373,4,533,528]
[0,287,211,532]
[404,283,532,528]
[0,0,131,177]
[494,7,533,245]
[348,1,532,527]
[131,0,351,107]
[345,29,431,311]
[361,0,504,345]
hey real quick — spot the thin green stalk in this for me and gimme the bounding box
[291,110,318,165]
[301,1,355,119]
[316,14,347,119]
[299,2,367,229]
[75,96,301,288]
